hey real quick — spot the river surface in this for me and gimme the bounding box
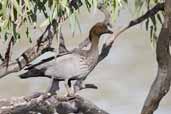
[0,7,170,114]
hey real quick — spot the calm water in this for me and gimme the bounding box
[0,7,170,114]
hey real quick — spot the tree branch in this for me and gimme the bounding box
[0,53,4,63]
[0,94,109,114]
[127,3,164,28]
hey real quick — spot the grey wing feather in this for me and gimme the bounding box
[21,53,82,80]
[44,54,82,79]
[19,68,49,79]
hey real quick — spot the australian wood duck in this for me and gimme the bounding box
[20,22,113,95]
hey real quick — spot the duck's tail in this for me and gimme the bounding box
[19,68,49,79]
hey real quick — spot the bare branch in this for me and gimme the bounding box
[0,53,4,63]
[4,36,15,69]
[58,28,70,54]
[127,3,164,28]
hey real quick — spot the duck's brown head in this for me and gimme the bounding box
[89,22,113,41]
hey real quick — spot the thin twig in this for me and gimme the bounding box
[0,54,4,63]
[4,36,15,69]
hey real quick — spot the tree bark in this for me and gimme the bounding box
[141,1,171,114]
[0,94,109,114]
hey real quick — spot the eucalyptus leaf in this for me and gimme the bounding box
[11,0,22,15]
[150,16,156,31]
[150,25,153,39]
[156,13,162,24]
[145,19,149,31]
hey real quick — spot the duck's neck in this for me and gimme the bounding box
[88,33,99,55]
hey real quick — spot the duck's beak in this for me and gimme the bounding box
[105,25,113,34]
[107,29,113,34]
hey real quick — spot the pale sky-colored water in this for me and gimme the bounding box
[0,6,171,114]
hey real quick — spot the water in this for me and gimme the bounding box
[0,7,171,114]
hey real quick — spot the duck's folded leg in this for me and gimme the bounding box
[74,80,98,93]
[64,79,74,97]
[47,78,60,95]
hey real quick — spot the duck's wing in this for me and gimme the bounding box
[20,56,56,79]
[20,53,76,79]
[19,67,49,79]
[25,56,55,70]
[25,51,73,70]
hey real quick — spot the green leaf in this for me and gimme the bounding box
[134,0,144,13]
[112,0,120,21]
[135,0,143,9]
[26,27,32,43]
[153,0,159,3]
[25,0,31,11]
[150,25,153,39]
[12,22,18,40]
[156,13,162,24]
[4,32,8,41]
[48,0,53,8]
[0,2,2,10]
[123,0,128,3]
[11,0,22,15]
[145,19,149,31]
[150,16,156,31]
[1,0,8,18]
[84,0,91,12]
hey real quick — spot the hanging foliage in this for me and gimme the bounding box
[0,0,164,46]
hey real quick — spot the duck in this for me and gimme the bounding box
[19,22,113,96]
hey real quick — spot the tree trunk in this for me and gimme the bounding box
[141,1,171,114]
